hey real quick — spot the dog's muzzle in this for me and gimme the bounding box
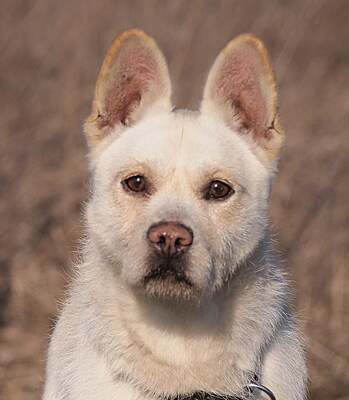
[144,222,194,286]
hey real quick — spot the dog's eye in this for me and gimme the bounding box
[123,175,146,192]
[207,180,234,200]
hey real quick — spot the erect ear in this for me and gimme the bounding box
[84,29,171,148]
[201,34,284,163]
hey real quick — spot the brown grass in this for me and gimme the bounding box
[0,0,348,398]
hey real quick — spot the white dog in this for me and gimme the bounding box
[43,29,307,400]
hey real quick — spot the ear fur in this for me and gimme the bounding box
[201,34,284,162]
[84,29,171,148]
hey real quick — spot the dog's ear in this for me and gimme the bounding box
[201,34,284,163]
[84,29,171,148]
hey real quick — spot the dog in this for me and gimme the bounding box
[43,29,307,400]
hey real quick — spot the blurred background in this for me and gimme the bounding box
[0,0,348,399]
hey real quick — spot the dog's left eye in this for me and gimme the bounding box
[207,180,234,200]
[123,175,146,192]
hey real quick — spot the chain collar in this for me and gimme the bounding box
[164,378,276,400]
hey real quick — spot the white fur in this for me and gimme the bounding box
[44,32,307,400]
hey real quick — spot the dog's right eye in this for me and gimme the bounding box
[123,175,146,192]
[206,180,234,200]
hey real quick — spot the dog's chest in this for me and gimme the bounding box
[138,325,230,367]
[125,298,235,368]
[116,307,251,396]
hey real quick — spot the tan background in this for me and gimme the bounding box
[0,0,348,399]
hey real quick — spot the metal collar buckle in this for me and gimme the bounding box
[245,382,276,400]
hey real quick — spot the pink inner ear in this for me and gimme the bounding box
[215,48,271,139]
[98,43,162,129]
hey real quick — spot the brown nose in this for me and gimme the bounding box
[147,222,193,256]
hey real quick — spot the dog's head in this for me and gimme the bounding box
[84,30,284,300]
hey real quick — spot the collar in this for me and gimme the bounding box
[165,381,276,400]
[171,395,242,400]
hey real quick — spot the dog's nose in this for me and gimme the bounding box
[147,222,193,256]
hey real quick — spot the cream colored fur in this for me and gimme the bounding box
[43,30,307,400]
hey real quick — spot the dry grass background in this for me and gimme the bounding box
[0,0,348,399]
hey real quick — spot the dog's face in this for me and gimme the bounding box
[84,30,284,300]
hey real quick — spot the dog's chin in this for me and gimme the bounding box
[141,256,198,300]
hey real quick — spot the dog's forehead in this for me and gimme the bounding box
[99,112,262,179]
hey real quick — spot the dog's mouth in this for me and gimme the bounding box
[144,265,192,286]
[143,255,193,289]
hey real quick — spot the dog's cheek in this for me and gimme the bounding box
[85,188,147,269]
[203,197,267,273]
[225,202,267,265]
[186,243,215,290]
[112,198,161,285]
[85,197,119,261]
